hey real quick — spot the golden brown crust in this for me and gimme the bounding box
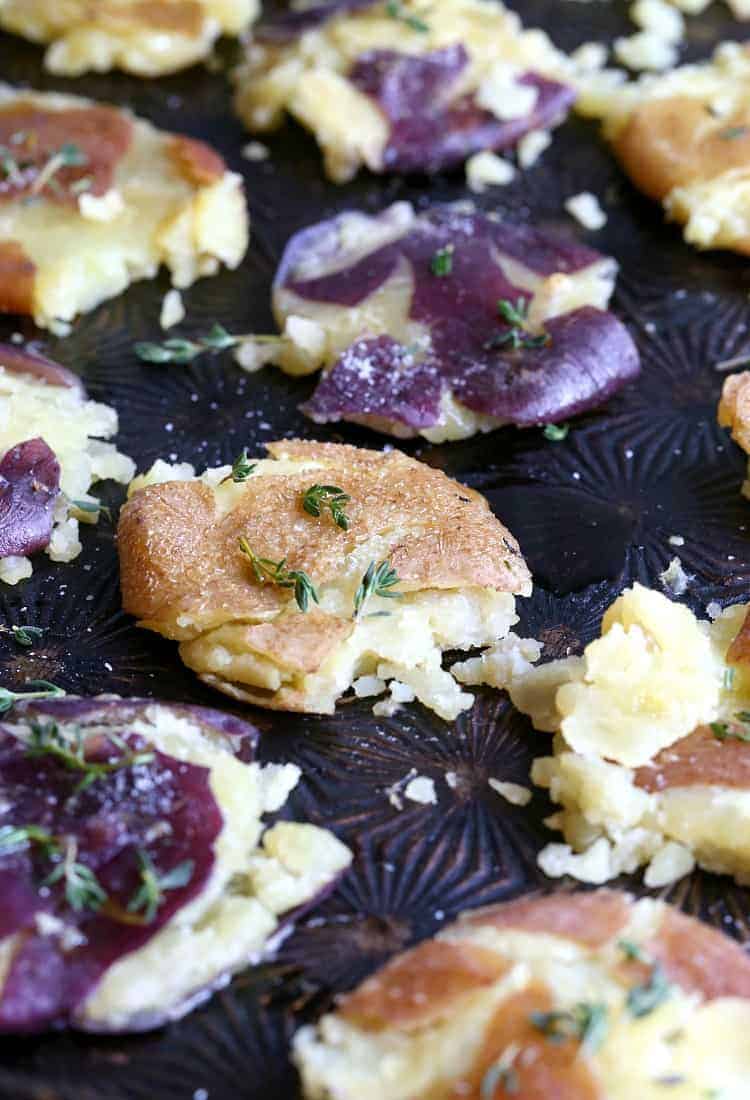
[458,889,630,947]
[338,940,509,1033]
[117,1,205,33]
[728,607,750,667]
[634,726,750,792]
[0,102,133,202]
[168,135,227,187]
[452,985,603,1100]
[650,907,750,1002]
[0,241,36,314]
[118,440,531,643]
[614,96,750,204]
[719,371,750,457]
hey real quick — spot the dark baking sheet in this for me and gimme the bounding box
[1,3,750,1096]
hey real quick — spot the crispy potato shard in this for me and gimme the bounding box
[118,440,531,719]
[477,586,750,887]
[583,43,750,256]
[293,889,750,1100]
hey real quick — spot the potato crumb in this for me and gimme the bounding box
[475,63,538,121]
[668,534,685,547]
[659,555,693,596]
[613,30,678,72]
[488,779,532,806]
[466,151,515,193]
[644,841,695,887]
[78,189,125,222]
[517,130,552,168]
[242,141,270,161]
[565,191,607,230]
[631,0,684,42]
[404,775,437,805]
[160,289,186,331]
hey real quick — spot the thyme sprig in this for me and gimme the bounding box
[46,838,107,912]
[238,538,319,612]
[0,680,65,714]
[302,484,351,530]
[488,298,550,351]
[711,711,750,742]
[353,560,402,619]
[543,423,569,442]
[530,1001,608,1055]
[626,962,671,1018]
[31,141,88,197]
[5,624,45,647]
[135,322,240,364]
[0,827,106,912]
[385,0,430,31]
[480,1044,521,1096]
[70,497,111,521]
[25,719,155,794]
[127,849,195,923]
[221,449,257,484]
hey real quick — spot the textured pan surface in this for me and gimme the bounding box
[1,2,750,1096]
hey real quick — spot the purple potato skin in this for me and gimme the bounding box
[350,45,575,174]
[275,205,641,432]
[0,437,61,558]
[0,344,84,393]
[256,0,379,41]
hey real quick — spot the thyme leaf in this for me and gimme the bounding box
[627,962,671,1018]
[127,850,194,923]
[221,449,257,484]
[135,323,240,364]
[302,484,351,530]
[0,680,65,714]
[710,712,750,742]
[353,560,402,619]
[71,498,111,521]
[543,423,569,442]
[385,0,429,31]
[45,838,107,912]
[430,245,454,277]
[25,719,155,794]
[489,298,550,351]
[7,624,45,647]
[530,1002,608,1054]
[719,125,749,140]
[238,538,319,612]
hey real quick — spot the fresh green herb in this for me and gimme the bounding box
[71,498,111,521]
[719,126,749,141]
[627,962,671,1018]
[127,850,194,923]
[70,175,93,195]
[480,1046,521,1096]
[430,245,454,277]
[7,624,45,647]
[385,0,429,31]
[302,484,351,530]
[45,838,107,912]
[618,938,646,962]
[238,538,319,612]
[221,449,257,484]
[530,1002,608,1054]
[723,666,736,690]
[353,560,402,619]
[0,826,107,911]
[31,142,88,196]
[0,823,57,855]
[489,298,550,351]
[710,712,750,742]
[0,680,65,714]
[543,423,569,442]
[135,323,240,364]
[25,719,155,794]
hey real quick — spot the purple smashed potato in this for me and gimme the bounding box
[0,698,347,1033]
[350,44,574,173]
[0,438,60,558]
[274,205,640,435]
[0,700,234,1032]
